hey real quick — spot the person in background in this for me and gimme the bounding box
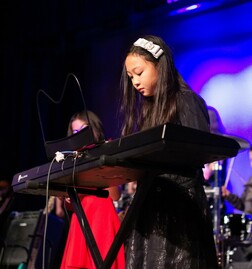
[221,146,252,264]
[207,106,226,135]
[202,106,227,223]
[222,146,252,214]
[119,35,218,269]
[60,110,125,269]
[203,106,226,187]
[53,196,66,218]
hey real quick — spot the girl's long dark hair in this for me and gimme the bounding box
[120,35,189,136]
[67,110,105,142]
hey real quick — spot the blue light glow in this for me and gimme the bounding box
[186,4,200,11]
[167,0,179,3]
[169,4,201,15]
[171,1,252,213]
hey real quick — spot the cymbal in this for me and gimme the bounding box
[222,134,251,152]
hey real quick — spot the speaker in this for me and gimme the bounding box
[0,210,41,267]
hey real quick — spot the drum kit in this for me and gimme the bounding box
[204,134,252,269]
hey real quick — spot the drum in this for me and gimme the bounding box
[225,241,252,267]
[223,214,252,241]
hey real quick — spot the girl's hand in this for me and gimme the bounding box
[108,186,122,201]
[221,186,230,197]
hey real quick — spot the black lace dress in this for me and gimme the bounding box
[126,90,219,269]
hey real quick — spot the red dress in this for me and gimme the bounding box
[60,195,125,269]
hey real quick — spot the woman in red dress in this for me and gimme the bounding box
[60,110,125,269]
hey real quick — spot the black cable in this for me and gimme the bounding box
[42,156,57,269]
[36,73,94,145]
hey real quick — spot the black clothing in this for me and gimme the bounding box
[126,90,218,269]
[226,177,252,214]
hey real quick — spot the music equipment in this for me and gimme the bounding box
[223,214,252,242]
[0,211,41,267]
[12,198,67,269]
[226,262,252,269]
[12,123,241,269]
[44,125,95,160]
[225,243,252,268]
[12,123,240,196]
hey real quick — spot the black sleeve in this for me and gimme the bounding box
[242,177,252,214]
[225,193,245,212]
[177,89,210,132]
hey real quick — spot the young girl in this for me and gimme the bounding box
[120,35,218,269]
[60,110,125,269]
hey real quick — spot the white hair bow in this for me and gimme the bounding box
[133,38,164,59]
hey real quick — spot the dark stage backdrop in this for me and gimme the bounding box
[1,0,252,211]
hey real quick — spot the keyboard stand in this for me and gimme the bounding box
[67,156,155,269]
